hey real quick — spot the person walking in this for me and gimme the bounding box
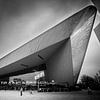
[88,87,92,95]
[20,87,23,96]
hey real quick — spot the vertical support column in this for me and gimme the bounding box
[45,38,74,86]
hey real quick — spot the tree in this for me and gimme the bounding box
[94,70,100,84]
[94,70,100,89]
[79,70,100,90]
[79,75,95,89]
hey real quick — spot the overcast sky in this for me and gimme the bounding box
[0,0,100,81]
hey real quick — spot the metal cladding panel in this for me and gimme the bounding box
[71,12,96,83]
[45,38,73,85]
[94,23,100,42]
[0,39,67,76]
[37,8,86,51]
[0,6,90,69]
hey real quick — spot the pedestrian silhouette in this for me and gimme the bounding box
[20,87,23,96]
[88,87,92,95]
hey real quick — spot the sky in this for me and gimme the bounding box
[0,0,100,82]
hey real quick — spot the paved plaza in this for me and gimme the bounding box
[0,90,100,100]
